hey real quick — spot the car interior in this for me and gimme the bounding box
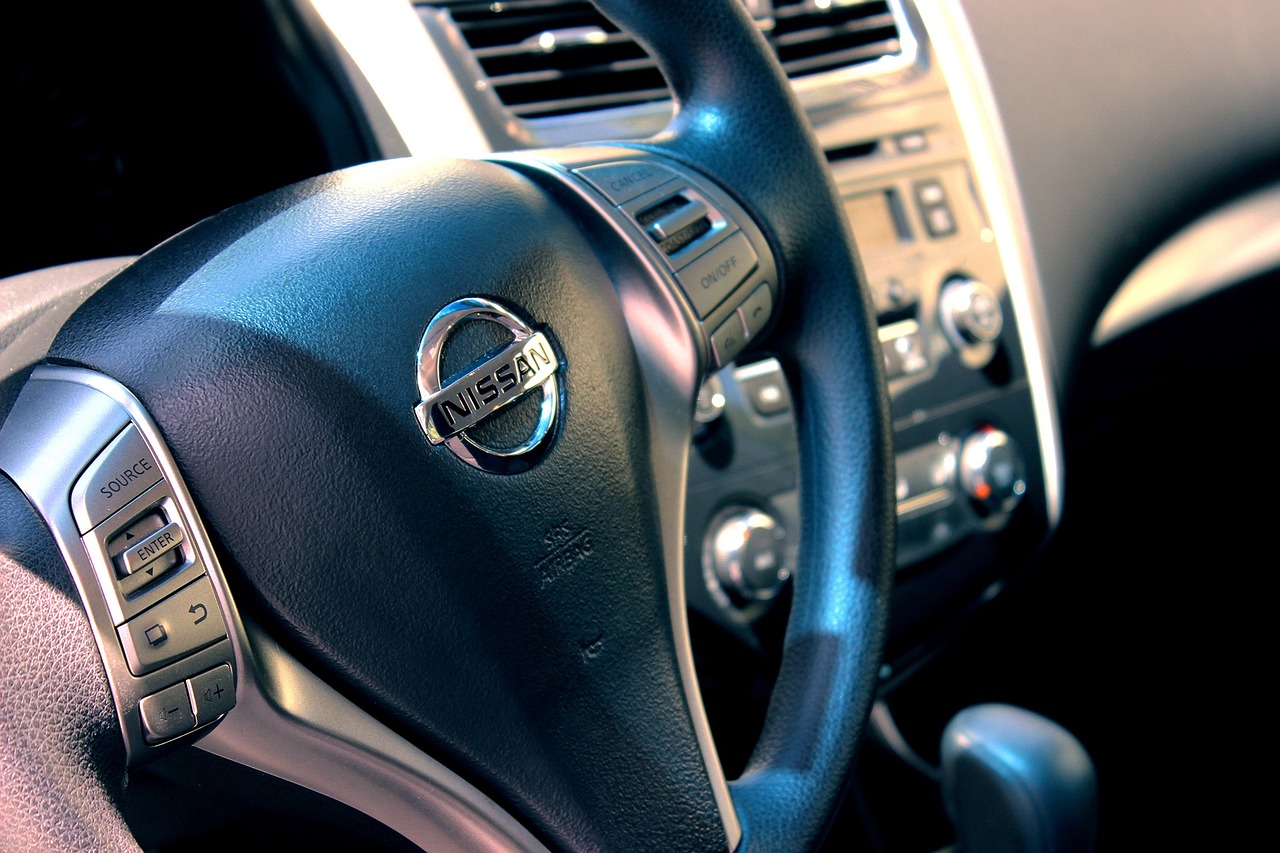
[3,1,1275,850]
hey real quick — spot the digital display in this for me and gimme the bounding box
[844,189,911,254]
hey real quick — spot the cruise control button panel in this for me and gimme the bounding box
[566,153,779,372]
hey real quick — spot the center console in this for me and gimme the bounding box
[684,111,1051,655]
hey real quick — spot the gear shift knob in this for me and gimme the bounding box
[941,704,1097,853]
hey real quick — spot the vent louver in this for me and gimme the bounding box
[423,0,905,119]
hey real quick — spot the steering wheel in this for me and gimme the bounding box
[0,0,893,850]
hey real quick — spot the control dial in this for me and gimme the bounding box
[694,372,727,424]
[940,277,1003,348]
[958,426,1026,517]
[705,506,792,604]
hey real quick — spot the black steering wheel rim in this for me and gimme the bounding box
[0,1,894,850]
[598,1,896,843]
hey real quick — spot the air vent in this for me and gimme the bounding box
[771,0,902,78]
[422,0,906,120]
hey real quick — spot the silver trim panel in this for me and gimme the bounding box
[0,256,135,382]
[913,0,1064,529]
[302,0,491,158]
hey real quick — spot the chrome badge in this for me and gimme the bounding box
[414,298,560,474]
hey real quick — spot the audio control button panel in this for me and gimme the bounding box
[0,368,241,764]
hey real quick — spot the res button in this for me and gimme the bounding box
[71,425,163,533]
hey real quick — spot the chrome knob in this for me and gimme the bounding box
[705,506,792,603]
[958,427,1026,516]
[940,277,1003,348]
[694,371,727,424]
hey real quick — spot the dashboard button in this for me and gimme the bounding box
[924,206,957,238]
[941,278,1004,347]
[118,575,226,676]
[70,424,163,533]
[959,427,1027,517]
[895,131,929,154]
[575,161,677,205]
[677,231,759,317]
[916,180,946,207]
[139,682,195,744]
[705,506,793,603]
[735,361,791,416]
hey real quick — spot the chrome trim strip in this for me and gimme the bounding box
[303,0,491,158]
[17,365,550,853]
[897,486,952,517]
[1094,181,1280,346]
[913,0,1064,529]
[878,317,920,342]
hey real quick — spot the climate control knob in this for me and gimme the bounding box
[958,427,1026,517]
[705,506,792,604]
[940,277,1003,348]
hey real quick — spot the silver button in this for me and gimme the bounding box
[188,664,236,724]
[117,575,227,676]
[916,180,946,207]
[925,206,956,238]
[676,231,759,317]
[139,682,196,744]
[575,161,677,206]
[118,522,185,576]
[70,424,163,533]
[739,284,773,339]
[710,313,748,368]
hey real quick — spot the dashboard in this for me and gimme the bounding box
[3,0,1279,850]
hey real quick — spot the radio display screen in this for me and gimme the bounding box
[844,189,911,254]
